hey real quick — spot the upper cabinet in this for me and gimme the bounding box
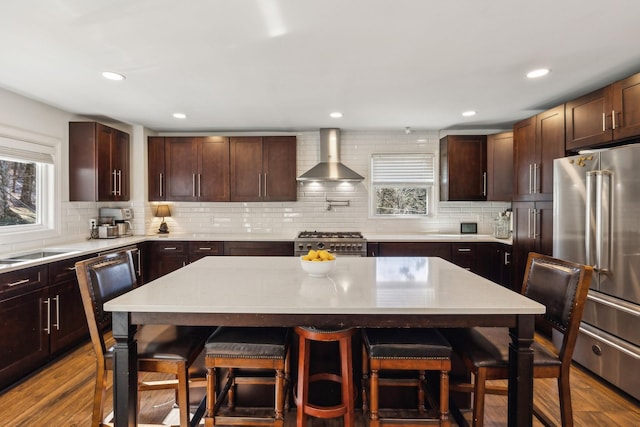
[566,72,640,151]
[148,135,296,202]
[513,105,565,202]
[148,136,230,202]
[439,135,487,201]
[486,131,513,201]
[69,122,129,202]
[230,136,297,202]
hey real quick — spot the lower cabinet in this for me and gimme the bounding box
[146,241,224,281]
[368,241,512,287]
[0,257,90,391]
[223,241,294,256]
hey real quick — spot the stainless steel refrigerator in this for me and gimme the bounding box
[553,144,640,400]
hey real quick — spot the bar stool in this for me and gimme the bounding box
[294,326,356,427]
[362,328,452,427]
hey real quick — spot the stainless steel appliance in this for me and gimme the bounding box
[295,231,367,257]
[553,144,640,400]
[98,207,133,236]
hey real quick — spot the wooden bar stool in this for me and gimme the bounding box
[294,326,356,427]
[362,328,452,427]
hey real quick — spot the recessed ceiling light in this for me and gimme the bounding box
[329,112,343,118]
[172,112,187,119]
[101,71,125,81]
[526,68,550,79]
[462,111,477,117]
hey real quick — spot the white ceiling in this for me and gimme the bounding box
[2,0,640,133]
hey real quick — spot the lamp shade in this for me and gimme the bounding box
[155,204,171,218]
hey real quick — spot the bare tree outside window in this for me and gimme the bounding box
[0,159,37,226]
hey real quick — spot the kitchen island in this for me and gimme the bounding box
[105,256,543,427]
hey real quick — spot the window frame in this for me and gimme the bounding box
[369,153,437,219]
[0,126,61,245]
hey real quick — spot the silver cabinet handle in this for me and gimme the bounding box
[65,266,76,272]
[504,251,511,265]
[457,248,472,252]
[7,278,29,287]
[482,172,487,196]
[159,173,164,197]
[192,174,196,197]
[117,170,122,196]
[44,298,51,334]
[258,174,262,197]
[264,173,268,198]
[533,163,539,194]
[198,174,202,197]
[528,164,534,194]
[532,208,539,239]
[527,208,533,239]
[163,247,178,251]
[612,110,616,129]
[53,295,60,331]
[602,112,607,132]
[112,169,117,195]
[198,247,212,251]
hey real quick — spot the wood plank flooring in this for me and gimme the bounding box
[0,334,637,426]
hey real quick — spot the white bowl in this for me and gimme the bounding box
[300,258,336,277]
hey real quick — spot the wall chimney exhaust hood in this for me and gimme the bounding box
[297,128,364,182]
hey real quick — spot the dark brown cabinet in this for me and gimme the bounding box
[146,241,224,281]
[223,241,294,256]
[566,72,640,151]
[0,257,89,390]
[230,136,297,202]
[163,136,230,202]
[486,132,513,201]
[69,122,129,201]
[512,201,553,288]
[513,105,565,201]
[373,242,452,260]
[147,136,165,201]
[439,135,487,201]
[451,242,495,281]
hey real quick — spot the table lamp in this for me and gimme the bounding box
[155,204,171,234]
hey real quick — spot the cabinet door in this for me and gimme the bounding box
[512,201,553,289]
[48,280,88,355]
[263,136,297,201]
[565,87,612,151]
[0,289,49,390]
[377,242,452,260]
[199,137,230,201]
[230,137,263,201]
[148,242,189,281]
[165,137,198,201]
[513,117,537,201]
[440,135,487,201]
[487,132,513,201]
[148,137,165,201]
[113,128,130,201]
[612,73,640,141]
[536,105,565,199]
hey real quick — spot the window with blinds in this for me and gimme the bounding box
[0,136,55,230]
[370,153,435,217]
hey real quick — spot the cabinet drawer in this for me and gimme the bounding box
[189,242,223,256]
[451,244,475,270]
[153,242,187,254]
[49,255,95,284]
[0,265,48,297]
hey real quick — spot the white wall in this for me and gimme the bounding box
[0,87,509,254]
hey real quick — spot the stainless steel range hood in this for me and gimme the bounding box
[297,128,364,182]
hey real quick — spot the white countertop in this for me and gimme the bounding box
[105,256,542,315]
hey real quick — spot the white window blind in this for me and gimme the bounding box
[371,154,435,184]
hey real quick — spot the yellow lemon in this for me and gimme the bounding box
[307,249,317,259]
[319,250,331,260]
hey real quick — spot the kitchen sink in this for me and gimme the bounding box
[2,250,74,262]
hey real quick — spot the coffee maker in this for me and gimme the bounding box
[98,207,133,237]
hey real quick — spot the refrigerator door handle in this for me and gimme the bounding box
[586,171,596,267]
[596,170,612,274]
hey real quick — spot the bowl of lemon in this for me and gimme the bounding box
[300,249,336,277]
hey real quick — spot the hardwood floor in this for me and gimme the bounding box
[0,334,637,426]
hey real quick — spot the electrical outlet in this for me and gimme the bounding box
[89,218,97,228]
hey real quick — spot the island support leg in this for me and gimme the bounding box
[112,311,138,427]
[508,314,535,427]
